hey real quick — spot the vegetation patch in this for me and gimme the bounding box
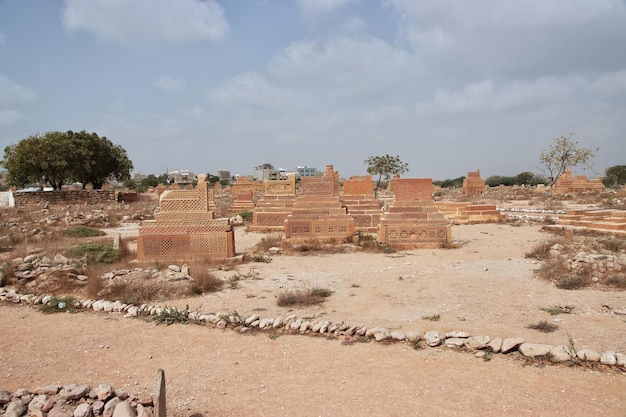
[149,305,196,326]
[276,287,333,307]
[65,243,120,264]
[540,305,574,315]
[37,295,81,314]
[527,320,558,333]
[422,313,441,322]
[63,226,106,238]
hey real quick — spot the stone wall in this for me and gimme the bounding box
[13,190,117,207]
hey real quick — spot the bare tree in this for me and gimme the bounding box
[538,132,597,207]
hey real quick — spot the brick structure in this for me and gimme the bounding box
[378,178,451,249]
[548,209,626,235]
[249,175,298,232]
[552,170,605,195]
[436,202,503,224]
[137,175,237,263]
[228,177,263,215]
[341,175,381,233]
[462,170,485,197]
[285,165,355,242]
[12,190,117,206]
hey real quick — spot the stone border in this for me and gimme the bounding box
[2,287,624,369]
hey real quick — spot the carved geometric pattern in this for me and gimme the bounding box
[160,239,173,255]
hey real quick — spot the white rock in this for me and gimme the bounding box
[366,327,391,341]
[615,353,626,366]
[464,336,491,350]
[405,331,421,342]
[167,265,180,273]
[445,331,470,338]
[424,331,441,347]
[600,351,617,365]
[549,345,574,362]
[519,343,552,358]
[74,402,93,417]
[390,330,405,341]
[577,348,601,362]
[501,337,524,353]
[444,337,466,348]
[112,401,137,417]
[244,314,259,325]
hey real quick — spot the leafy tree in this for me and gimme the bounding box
[538,132,597,203]
[434,176,465,188]
[603,165,626,187]
[2,132,73,189]
[157,173,169,184]
[364,154,409,194]
[66,130,133,189]
[515,171,546,186]
[485,175,516,187]
[2,130,133,190]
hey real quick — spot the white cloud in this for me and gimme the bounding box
[153,76,186,93]
[209,72,282,109]
[297,0,359,16]
[338,16,367,33]
[0,110,24,125]
[268,36,411,101]
[61,0,229,44]
[591,70,626,96]
[386,0,626,78]
[0,74,37,106]
[417,77,584,114]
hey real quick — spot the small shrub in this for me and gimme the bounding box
[525,239,558,260]
[276,287,332,307]
[149,305,196,325]
[63,226,106,238]
[252,254,272,263]
[597,237,625,253]
[191,269,224,294]
[105,280,155,304]
[356,232,395,253]
[527,320,558,333]
[556,275,589,290]
[239,211,253,222]
[605,274,626,289]
[65,243,120,264]
[38,296,81,314]
[422,314,440,321]
[541,305,574,315]
[255,233,284,252]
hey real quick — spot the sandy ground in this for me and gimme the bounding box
[1,223,625,416]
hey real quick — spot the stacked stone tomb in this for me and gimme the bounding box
[249,175,298,232]
[284,165,355,242]
[378,178,452,249]
[137,174,237,262]
[341,175,382,233]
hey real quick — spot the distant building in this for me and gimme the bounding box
[217,169,231,180]
[254,163,281,182]
[168,170,195,186]
[296,166,318,177]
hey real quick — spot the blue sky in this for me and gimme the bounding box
[1,0,625,180]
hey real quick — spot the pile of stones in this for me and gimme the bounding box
[0,383,153,417]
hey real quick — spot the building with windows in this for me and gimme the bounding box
[296,166,318,177]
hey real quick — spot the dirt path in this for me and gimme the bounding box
[1,223,625,416]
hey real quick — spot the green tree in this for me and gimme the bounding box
[2,131,133,190]
[515,171,546,186]
[2,132,73,189]
[66,130,133,189]
[603,165,626,187]
[364,154,409,194]
[538,132,597,204]
[485,175,516,187]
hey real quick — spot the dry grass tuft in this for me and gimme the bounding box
[527,320,558,333]
[276,287,333,307]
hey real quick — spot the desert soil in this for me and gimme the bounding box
[1,223,625,417]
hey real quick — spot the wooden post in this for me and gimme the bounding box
[155,369,166,417]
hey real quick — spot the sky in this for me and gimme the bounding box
[0,0,625,181]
